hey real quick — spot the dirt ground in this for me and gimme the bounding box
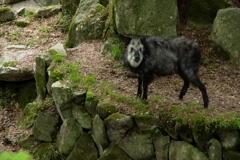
[1,13,240,152]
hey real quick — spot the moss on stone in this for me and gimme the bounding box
[96,102,118,119]
[16,21,30,27]
[20,98,55,129]
[2,61,17,67]
[33,143,63,160]
[0,7,11,13]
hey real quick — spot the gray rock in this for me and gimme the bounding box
[48,43,67,58]
[114,0,178,37]
[0,45,38,81]
[65,0,108,48]
[35,5,61,18]
[11,0,41,13]
[66,132,98,160]
[34,55,47,101]
[51,81,86,120]
[169,141,209,160]
[211,8,240,68]
[105,113,133,142]
[98,146,132,160]
[96,102,118,119]
[92,114,109,155]
[153,136,170,160]
[118,132,155,160]
[33,112,58,142]
[57,118,82,155]
[218,129,240,150]
[0,7,15,23]
[185,0,229,28]
[208,139,222,160]
[223,151,240,160]
[34,0,59,6]
[72,105,92,129]
[84,98,99,116]
[133,114,158,132]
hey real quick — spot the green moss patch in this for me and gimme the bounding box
[33,143,63,160]
[0,7,11,13]
[159,105,240,132]
[3,61,17,67]
[20,98,55,129]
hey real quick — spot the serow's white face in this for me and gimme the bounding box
[127,39,144,68]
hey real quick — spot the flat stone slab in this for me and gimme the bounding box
[0,45,40,81]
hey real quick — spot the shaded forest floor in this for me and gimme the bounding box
[1,14,240,152]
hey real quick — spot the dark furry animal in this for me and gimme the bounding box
[123,36,209,108]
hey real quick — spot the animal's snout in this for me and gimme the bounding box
[134,52,140,62]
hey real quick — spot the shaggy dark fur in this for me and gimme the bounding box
[123,36,209,108]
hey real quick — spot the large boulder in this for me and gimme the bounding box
[65,0,108,48]
[210,8,240,68]
[118,132,155,160]
[0,45,38,81]
[169,141,208,160]
[114,0,178,37]
[185,0,230,27]
[0,7,15,23]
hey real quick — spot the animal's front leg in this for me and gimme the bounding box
[137,76,143,98]
[142,74,153,100]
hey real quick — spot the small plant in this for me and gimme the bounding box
[111,43,124,60]
[56,11,72,32]
[39,25,51,33]
[23,10,36,19]
[0,151,32,160]
[7,27,22,42]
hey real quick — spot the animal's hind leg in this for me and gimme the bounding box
[179,79,190,100]
[184,70,209,108]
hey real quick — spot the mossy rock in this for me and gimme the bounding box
[175,123,193,144]
[169,141,208,160]
[114,0,178,37]
[208,139,222,160]
[210,8,240,68]
[98,146,132,160]
[33,112,59,142]
[105,113,133,142]
[92,114,109,155]
[186,0,230,28]
[96,102,118,119]
[35,5,62,18]
[218,129,240,150]
[66,132,98,160]
[65,0,108,48]
[133,114,159,132]
[56,118,83,155]
[15,20,30,27]
[20,98,55,129]
[72,105,92,129]
[153,135,170,160]
[0,7,15,23]
[84,97,99,116]
[118,132,155,160]
[33,143,63,160]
